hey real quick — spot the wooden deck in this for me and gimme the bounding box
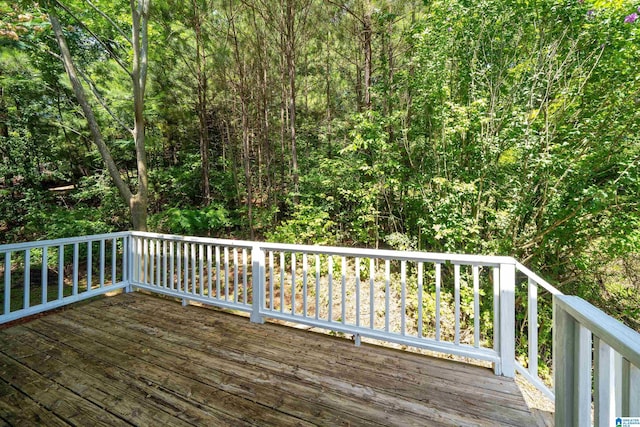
[0,292,538,426]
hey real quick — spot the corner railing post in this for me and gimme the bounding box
[250,245,265,324]
[124,232,134,293]
[125,232,133,293]
[496,260,515,377]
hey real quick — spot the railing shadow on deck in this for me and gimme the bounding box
[1,231,639,426]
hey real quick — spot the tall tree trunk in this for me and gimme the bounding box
[363,4,372,110]
[130,0,150,231]
[262,66,272,208]
[49,1,150,231]
[193,0,211,206]
[229,3,254,238]
[0,87,8,140]
[224,119,241,206]
[286,0,299,205]
[383,5,395,143]
[279,30,287,210]
[241,89,254,239]
[251,8,270,208]
[325,28,332,159]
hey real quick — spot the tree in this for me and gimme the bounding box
[46,0,150,230]
[193,0,212,205]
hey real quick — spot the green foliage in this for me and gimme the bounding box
[266,204,338,245]
[23,206,114,239]
[384,232,417,252]
[149,204,231,236]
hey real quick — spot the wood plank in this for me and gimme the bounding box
[86,294,533,417]
[126,297,522,392]
[97,293,513,384]
[0,352,127,426]
[20,317,372,427]
[84,300,531,414]
[28,315,406,427]
[0,292,539,427]
[114,292,508,381]
[61,296,531,424]
[4,325,314,427]
[0,329,227,427]
[0,379,69,426]
[531,408,555,427]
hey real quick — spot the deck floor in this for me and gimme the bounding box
[0,292,537,426]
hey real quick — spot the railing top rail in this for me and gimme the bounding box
[130,231,256,249]
[0,231,130,253]
[1,231,563,272]
[515,261,562,295]
[555,295,640,368]
[258,242,516,265]
[131,231,516,265]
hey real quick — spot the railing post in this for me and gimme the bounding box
[496,261,515,377]
[250,245,265,324]
[594,337,616,426]
[125,234,132,293]
[554,297,575,427]
[554,296,593,427]
[126,233,135,293]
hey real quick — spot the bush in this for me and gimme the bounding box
[266,204,339,245]
[23,207,114,239]
[149,204,231,236]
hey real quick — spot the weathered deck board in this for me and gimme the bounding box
[72,298,533,422]
[0,380,67,427]
[0,292,538,426]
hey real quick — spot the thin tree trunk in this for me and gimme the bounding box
[0,87,8,140]
[279,30,287,207]
[229,4,254,238]
[251,8,269,206]
[241,90,254,239]
[50,12,132,204]
[224,119,241,205]
[193,0,211,206]
[363,5,372,110]
[325,28,332,159]
[130,0,150,231]
[286,0,299,205]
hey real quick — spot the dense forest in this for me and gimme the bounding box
[1,0,639,329]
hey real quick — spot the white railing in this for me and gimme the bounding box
[254,241,518,374]
[2,231,640,425]
[554,295,640,426]
[128,232,256,314]
[0,232,130,324]
[514,261,563,400]
[129,232,519,375]
[130,232,515,376]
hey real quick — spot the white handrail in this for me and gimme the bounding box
[258,242,515,265]
[555,295,640,426]
[128,233,254,313]
[129,232,516,375]
[132,231,516,265]
[0,232,130,252]
[556,296,640,369]
[129,231,256,249]
[515,261,562,295]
